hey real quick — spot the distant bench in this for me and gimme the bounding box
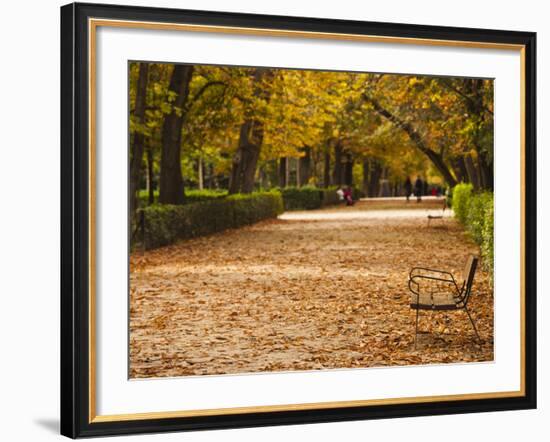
[427,199,447,226]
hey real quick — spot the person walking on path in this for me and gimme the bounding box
[404,177,412,202]
[414,176,423,203]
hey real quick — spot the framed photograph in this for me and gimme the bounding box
[60,2,536,438]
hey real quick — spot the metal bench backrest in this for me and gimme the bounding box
[461,255,479,305]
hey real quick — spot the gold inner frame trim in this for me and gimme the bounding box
[88,17,527,423]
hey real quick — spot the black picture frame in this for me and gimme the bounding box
[61,2,536,438]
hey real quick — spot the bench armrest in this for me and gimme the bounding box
[409,274,461,297]
[409,266,456,282]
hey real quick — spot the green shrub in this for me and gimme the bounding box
[138,186,361,211]
[451,183,473,224]
[280,186,323,210]
[466,192,493,245]
[321,186,363,206]
[321,188,341,206]
[185,189,228,203]
[481,198,494,274]
[451,183,494,274]
[137,190,156,206]
[228,191,284,225]
[278,186,364,210]
[137,189,227,206]
[140,191,283,249]
[351,186,363,201]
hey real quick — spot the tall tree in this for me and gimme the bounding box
[323,148,331,187]
[464,79,494,190]
[362,158,370,195]
[278,157,287,188]
[299,146,312,186]
[129,63,149,215]
[368,159,383,197]
[332,140,343,185]
[343,152,354,186]
[145,144,155,205]
[159,64,194,204]
[229,68,274,194]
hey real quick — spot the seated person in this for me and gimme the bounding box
[343,186,355,206]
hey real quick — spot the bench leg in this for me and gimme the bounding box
[414,308,420,349]
[464,306,482,344]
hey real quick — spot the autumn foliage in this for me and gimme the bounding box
[129,63,494,214]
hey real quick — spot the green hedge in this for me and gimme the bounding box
[139,186,363,211]
[451,183,473,224]
[185,189,228,203]
[480,200,494,274]
[140,191,283,249]
[451,183,494,274]
[321,188,341,206]
[323,186,363,204]
[279,186,363,210]
[280,186,323,210]
[137,189,227,207]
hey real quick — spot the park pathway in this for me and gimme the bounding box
[129,198,493,378]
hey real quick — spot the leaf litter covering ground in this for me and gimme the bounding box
[130,199,493,378]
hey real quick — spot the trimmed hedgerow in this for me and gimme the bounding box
[321,186,363,206]
[138,186,361,212]
[321,188,341,206]
[228,191,284,226]
[480,199,494,274]
[280,186,323,210]
[466,192,493,246]
[140,191,283,250]
[137,189,227,207]
[451,183,494,274]
[185,189,228,203]
[451,183,473,224]
[278,185,363,210]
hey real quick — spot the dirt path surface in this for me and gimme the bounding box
[130,199,493,378]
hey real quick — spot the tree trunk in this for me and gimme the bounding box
[228,68,273,194]
[368,159,382,197]
[159,64,194,204]
[464,79,494,190]
[344,152,354,186]
[129,63,149,215]
[146,144,154,205]
[478,150,494,190]
[464,153,480,189]
[363,94,458,187]
[278,157,287,188]
[323,147,331,188]
[453,156,467,184]
[310,148,318,186]
[197,157,204,190]
[299,146,311,186]
[362,159,370,195]
[332,140,343,186]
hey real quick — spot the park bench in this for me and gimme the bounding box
[408,255,481,348]
[427,198,447,226]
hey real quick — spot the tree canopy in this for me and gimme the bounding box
[129,62,493,209]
